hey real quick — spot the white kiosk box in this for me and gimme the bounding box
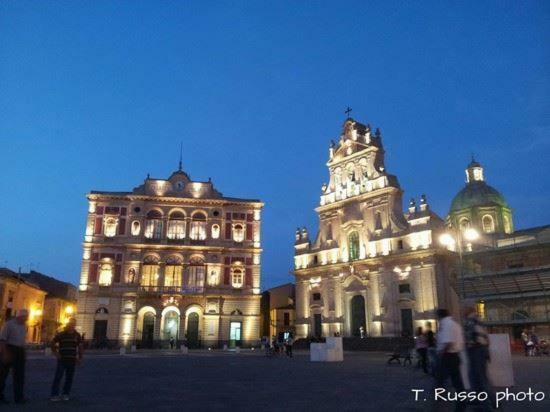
[487,334,514,387]
[310,337,343,362]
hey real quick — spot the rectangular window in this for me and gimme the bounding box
[145,220,163,239]
[141,265,159,287]
[185,266,205,292]
[190,221,206,240]
[284,312,290,326]
[167,221,186,239]
[164,265,182,287]
[398,284,411,294]
[312,293,321,301]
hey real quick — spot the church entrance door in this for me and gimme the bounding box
[186,312,200,348]
[229,321,242,348]
[350,295,366,337]
[141,312,155,348]
[313,314,322,338]
[400,309,413,337]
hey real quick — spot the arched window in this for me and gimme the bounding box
[459,218,470,230]
[232,268,244,288]
[144,210,163,239]
[482,215,494,233]
[131,220,141,236]
[141,256,159,287]
[164,256,183,287]
[167,211,186,239]
[98,260,113,286]
[185,256,205,292]
[233,224,245,242]
[211,224,220,239]
[348,231,360,261]
[190,212,207,240]
[103,217,118,238]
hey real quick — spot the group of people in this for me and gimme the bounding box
[414,306,493,411]
[0,309,84,404]
[264,334,294,357]
[521,328,548,356]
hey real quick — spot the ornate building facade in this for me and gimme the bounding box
[293,118,459,339]
[76,165,263,348]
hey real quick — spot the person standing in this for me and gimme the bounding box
[521,329,529,356]
[435,309,465,411]
[425,322,437,375]
[415,327,428,373]
[285,335,294,358]
[50,318,83,402]
[169,337,175,350]
[0,309,29,404]
[463,304,493,411]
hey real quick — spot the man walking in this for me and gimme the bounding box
[0,309,29,404]
[435,309,465,411]
[50,317,83,402]
[463,304,493,411]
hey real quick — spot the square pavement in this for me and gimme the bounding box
[3,350,549,411]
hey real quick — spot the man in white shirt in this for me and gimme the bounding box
[0,309,29,404]
[435,309,465,409]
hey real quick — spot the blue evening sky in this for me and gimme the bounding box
[1,1,549,289]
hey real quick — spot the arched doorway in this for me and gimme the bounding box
[350,295,366,337]
[142,312,155,348]
[186,312,200,348]
[162,310,180,341]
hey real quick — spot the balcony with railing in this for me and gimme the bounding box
[138,285,205,295]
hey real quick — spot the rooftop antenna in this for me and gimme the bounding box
[178,141,183,171]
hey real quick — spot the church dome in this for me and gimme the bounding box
[450,181,509,213]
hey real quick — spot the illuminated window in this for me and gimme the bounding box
[98,261,113,286]
[231,268,243,288]
[141,264,159,287]
[167,212,186,239]
[103,218,118,238]
[131,221,141,236]
[348,231,360,261]
[145,210,163,239]
[190,212,207,240]
[233,224,245,242]
[482,215,494,233]
[185,262,205,291]
[211,224,220,239]
[164,265,182,287]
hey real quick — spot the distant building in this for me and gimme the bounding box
[77,164,263,348]
[261,283,295,339]
[294,118,459,339]
[21,271,77,343]
[0,268,47,343]
[446,160,550,341]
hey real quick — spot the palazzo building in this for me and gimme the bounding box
[76,164,263,348]
[293,118,459,339]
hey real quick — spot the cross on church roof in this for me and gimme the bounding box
[345,106,352,119]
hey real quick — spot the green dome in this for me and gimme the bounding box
[450,181,509,213]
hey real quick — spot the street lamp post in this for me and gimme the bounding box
[439,227,479,300]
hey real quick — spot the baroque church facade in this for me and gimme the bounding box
[76,164,263,348]
[294,118,460,339]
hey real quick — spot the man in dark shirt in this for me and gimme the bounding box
[50,318,83,401]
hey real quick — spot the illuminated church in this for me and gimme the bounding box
[293,117,459,338]
[76,163,263,348]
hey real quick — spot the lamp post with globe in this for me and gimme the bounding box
[439,227,479,300]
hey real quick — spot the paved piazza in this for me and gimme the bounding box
[6,351,550,411]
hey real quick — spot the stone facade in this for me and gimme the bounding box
[76,166,263,348]
[294,118,459,338]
